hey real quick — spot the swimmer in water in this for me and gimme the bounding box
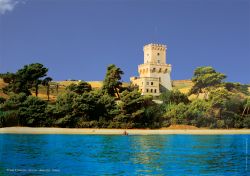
[123,130,128,135]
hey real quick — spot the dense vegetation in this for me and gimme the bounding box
[0,64,249,128]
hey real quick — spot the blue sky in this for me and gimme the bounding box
[0,0,249,83]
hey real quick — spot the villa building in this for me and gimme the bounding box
[130,43,172,96]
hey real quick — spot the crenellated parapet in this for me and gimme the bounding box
[143,43,167,51]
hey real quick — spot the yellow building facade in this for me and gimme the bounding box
[130,43,172,96]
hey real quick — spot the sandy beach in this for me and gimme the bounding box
[0,127,250,135]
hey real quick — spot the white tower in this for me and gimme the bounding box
[130,43,172,96]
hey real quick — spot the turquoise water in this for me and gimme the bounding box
[0,134,249,176]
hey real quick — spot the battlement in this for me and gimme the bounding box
[143,43,167,51]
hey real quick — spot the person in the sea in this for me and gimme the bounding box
[123,130,128,135]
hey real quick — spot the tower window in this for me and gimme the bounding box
[146,89,149,92]
[151,89,153,93]
[157,53,160,56]
[151,82,153,85]
[154,89,157,93]
[157,60,160,64]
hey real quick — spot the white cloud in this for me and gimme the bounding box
[0,0,19,15]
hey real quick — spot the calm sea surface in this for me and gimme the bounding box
[0,134,249,176]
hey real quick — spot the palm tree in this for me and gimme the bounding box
[42,77,53,101]
[34,80,42,97]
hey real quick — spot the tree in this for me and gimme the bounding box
[102,64,124,98]
[16,63,48,96]
[19,96,47,127]
[185,99,211,127]
[96,91,118,122]
[208,88,232,119]
[34,80,42,97]
[0,93,27,126]
[160,90,190,105]
[66,81,92,94]
[224,82,250,95]
[209,88,231,106]
[0,93,47,127]
[72,92,99,121]
[0,72,16,84]
[1,63,49,95]
[143,103,165,128]
[189,66,226,97]
[1,73,30,95]
[42,77,53,101]
[164,103,189,125]
[114,90,150,128]
[54,92,77,117]
[0,93,27,111]
[52,92,77,127]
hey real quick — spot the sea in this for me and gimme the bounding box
[0,134,249,176]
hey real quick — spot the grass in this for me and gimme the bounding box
[172,80,193,93]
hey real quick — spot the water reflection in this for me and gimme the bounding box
[128,135,166,175]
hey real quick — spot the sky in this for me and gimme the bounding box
[0,0,249,84]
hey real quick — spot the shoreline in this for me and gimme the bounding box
[0,127,250,135]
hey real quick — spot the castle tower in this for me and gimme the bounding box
[130,43,172,96]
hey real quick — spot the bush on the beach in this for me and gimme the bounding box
[0,110,19,127]
[243,115,250,128]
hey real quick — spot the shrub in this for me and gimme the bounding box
[216,120,225,128]
[54,115,72,128]
[0,110,20,127]
[243,115,250,128]
[0,97,6,104]
[76,120,99,128]
[164,103,188,125]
